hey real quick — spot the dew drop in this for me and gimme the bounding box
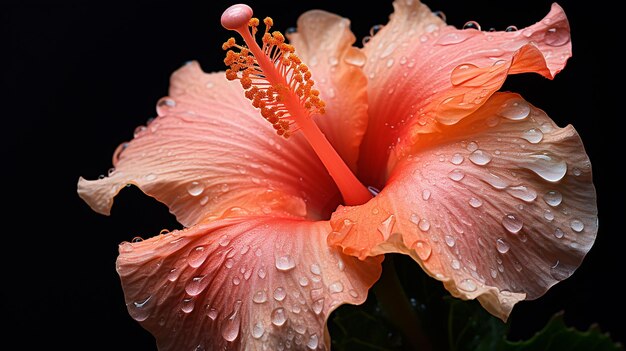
[522,154,567,182]
[329,281,344,293]
[418,218,431,231]
[307,334,319,349]
[498,99,530,120]
[253,290,267,304]
[554,227,564,239]
[543,190,563,207]
[451,259,461,270]
[469,149,492,165]
[252,321,264,339]
[466,141,479,152]
[414,240,432,260]
[545,27,570,47]
[369,24,384,36]
[436,32,471,45]
[469,197,482,208]
[271,308,287,326]
[507,185,537,202]
[156,97,176,116]
[181,298,195,313]
[458,278,477,292]
[188,246,208,268]
[386,58,395,68]
[129,296,152,321]
[218,235,230,247]
[570,219,584,233]
[273,287,286,301]
[496,238,510,253]
[444,235,455,247]
[550,260,571,281]
[299,277,309,287]
[422,189,431,200]
[544,209,555,221]
[450,153,464,165]
[522,128,544,144]
[207,306,218,320]
[485,116,500,127]
[463,20,481,30]
[257,267,267,279]
[502,214,523,234]
[275,255,296,271]
[225,259,234,269]
[221,300,242,342]
[187,181,204,196]
[344,50,366,67]
[448,169,465,181]
[186,275,208,296]
[505,25,518,32]
[310,264,321,275]
[312,299,324,314]
[377,215,396,240]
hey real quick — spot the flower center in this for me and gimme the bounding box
[220,4,372,206]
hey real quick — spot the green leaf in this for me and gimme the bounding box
[499,312,623,351]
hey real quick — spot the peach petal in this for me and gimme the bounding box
[358,0,571,187]
[78,62,342,227]
[117,216,382,350]
[329,93,596,321]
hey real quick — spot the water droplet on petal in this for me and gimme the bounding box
[545,27,570,46]
[187,181,204,196]
[129,296,152,321]
[498,99,530,120]
[502,214,523,234]
[221,300,242,342]
[273,287,286,301]
[377,215,396,240]
[496,238,510,253]
[463,20,481,30]
[522,128,544,144]
[554,228,564,238]
[207,306,218,320]
[329,282,344,293]
[275,255,296,271]
[469,149,492,165]
[450,153,464,165]
[469,197,482,208]
[422,189,431,200]
[522,154,567,182]
[418,218,431,231]
[252,321,264,339]
[458,278,477,292]
[257,267,266,279]
[505,25,518,32]
[414,240,432,260]
[507,185,537,202]
[448,169,465,181]
[544,209,555,221]
[467,141,479,152]
[271,308,287,326]
[310,264,321,275]
[436,32,471,45]
[299,277,309,287]
[451,259,461,270]
[181,298,195,313]
[156,97,176,116]
[444,235,455,247]
[312,299,324,314]
[188,246,208,268]
[369,24,384,36]
[253,290,267,304]
[550,260,571,280]
[307,334,319,349]
[570,219,584,232]
[543,190,563,207]
[344,49,366,67]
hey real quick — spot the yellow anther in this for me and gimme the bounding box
[272,31,285,43]
[264,17,274,28]
[249,18,259,27]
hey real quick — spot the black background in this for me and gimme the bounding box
[2,0,617,349]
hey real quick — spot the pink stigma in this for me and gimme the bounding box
[221,4,253,30]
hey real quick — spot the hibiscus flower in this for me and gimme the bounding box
[77,0,597,350]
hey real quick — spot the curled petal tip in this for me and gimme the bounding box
[221,4,253,30]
